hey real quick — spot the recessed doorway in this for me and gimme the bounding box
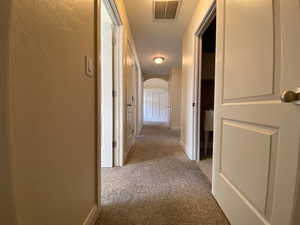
[143,78,169,124]
[193,5,216,184]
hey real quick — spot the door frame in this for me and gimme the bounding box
[192,1,216,161]
[102,0,124,168]
[96,0,123,206]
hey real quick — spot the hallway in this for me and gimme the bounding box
[97,125,229,225]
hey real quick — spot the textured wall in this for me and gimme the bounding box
[8,0,97,224]
[181,0,215,159]
[0,1,17,224]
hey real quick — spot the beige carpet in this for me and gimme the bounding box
[96,124,229,225]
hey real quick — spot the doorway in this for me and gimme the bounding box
[143,78,169,124]
[100,0,123,169]
[193,5,216,184]
[198,17,216,183]
[101,2,115,168]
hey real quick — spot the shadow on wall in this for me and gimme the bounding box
[0,1,17,225]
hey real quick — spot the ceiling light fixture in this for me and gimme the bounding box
[153,56,165,64]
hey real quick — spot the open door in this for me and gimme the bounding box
[213,0,300,225]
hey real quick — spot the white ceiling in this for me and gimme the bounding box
[124,0,198,75]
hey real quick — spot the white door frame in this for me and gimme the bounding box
[101,4,114,168]
[102,0,123,168]
[192,1,216,161]
[96,0,123,206]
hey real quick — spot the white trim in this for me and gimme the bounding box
[101,5,115,168]
[194,3,216,36]
[170,126,180,130]
[179,140,190,159]
[179,140,194,160]
[100,0,124,168]
[114,26,124,167]
[82,205,100,225]
[102,0,122,25]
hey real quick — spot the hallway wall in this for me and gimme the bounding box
[0,1,17,224]
[7,0,97,224]
[181,0,215,159]
[114,0,142,162]
[169,67,182,130]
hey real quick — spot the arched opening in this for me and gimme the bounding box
[143,78,169,124]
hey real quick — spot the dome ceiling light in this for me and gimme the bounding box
[153,56,165,64]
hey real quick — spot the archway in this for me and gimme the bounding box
[143,78,169,123]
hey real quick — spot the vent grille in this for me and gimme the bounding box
[154,0,181,20]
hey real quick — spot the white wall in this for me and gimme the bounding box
[169,67,182,130]
[7,0,97,224]
[144,78,169,90]
[181,0,215,159]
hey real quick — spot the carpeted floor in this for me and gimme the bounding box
[96,124,230,225]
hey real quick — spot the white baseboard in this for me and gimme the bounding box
[179,140,187,154]
[83,205,99,225]
[179,140,192,160]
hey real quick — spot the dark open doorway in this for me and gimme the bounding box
[197,16,216,183]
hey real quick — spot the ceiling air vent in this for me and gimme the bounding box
[153,0,181,20]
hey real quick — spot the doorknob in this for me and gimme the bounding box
[281,89,300,104]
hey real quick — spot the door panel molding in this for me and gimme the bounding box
[222,0,281,104]
[220,119,278,220]
[213,0,300,224]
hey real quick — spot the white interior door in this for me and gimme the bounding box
[144,89,169,122]
[213,1,300,225]
[126,44,136,156]
[101,6,113,168]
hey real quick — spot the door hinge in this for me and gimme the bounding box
[113,141,117,148]
[192,102,196,107]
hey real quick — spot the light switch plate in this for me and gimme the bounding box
[85,56,93,77]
